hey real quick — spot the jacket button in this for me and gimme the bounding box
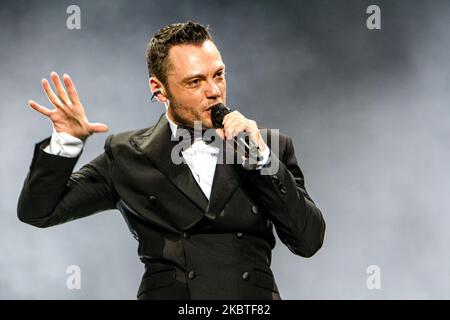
[188,270,196,280]
[182,232,190,239]
[148,195,157,205]
[272,175,280,183]
[251,205,259,215]
[236,232,244,239]
[241,272,249,281]
[279,185,287,194]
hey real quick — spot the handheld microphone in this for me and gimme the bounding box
[211,103,261,164]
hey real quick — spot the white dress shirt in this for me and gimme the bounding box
[43,114,270,200]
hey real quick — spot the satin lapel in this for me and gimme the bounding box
[131,115,209,212]
[205,139,239,221]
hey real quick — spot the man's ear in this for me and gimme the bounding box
[149,77,168,102]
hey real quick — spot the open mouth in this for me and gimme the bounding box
[205,103,221,112]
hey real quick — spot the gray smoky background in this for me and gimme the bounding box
[1,0,450,299]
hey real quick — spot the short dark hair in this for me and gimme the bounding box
[146,21,213,87]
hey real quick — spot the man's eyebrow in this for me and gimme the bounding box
[182,73,205,82]
[182,66,226,82]
[215,65,226,74]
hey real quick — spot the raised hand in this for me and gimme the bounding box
[28,72,108,140]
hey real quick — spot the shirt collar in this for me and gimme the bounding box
[165,112,178,138]
[165,112,218,149]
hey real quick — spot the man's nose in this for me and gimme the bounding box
[205,80,221,98]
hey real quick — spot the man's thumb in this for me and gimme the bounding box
[90,122,109,133]
[215,128,225,140]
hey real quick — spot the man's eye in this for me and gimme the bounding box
[216,71,225,78]
[188,79,200,86]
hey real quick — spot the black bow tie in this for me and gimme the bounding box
[176,125,216,145]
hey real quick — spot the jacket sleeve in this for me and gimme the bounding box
[17,135,117,228]
[236,135,326,257]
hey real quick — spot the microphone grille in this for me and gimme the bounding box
[211,103,231,128]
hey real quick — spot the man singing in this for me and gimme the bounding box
[18,21,325,299]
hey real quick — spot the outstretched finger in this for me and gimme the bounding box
[88,122,109,133]
[50,72,71,106]
[28,100,53,117]
[41,78,65,112]
[62,74,81,105]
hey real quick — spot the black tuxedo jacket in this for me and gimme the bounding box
[18,114,325,300]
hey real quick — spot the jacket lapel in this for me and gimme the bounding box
[205,139,240,221]
[131,114,240,223]
[131,114,209,213]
